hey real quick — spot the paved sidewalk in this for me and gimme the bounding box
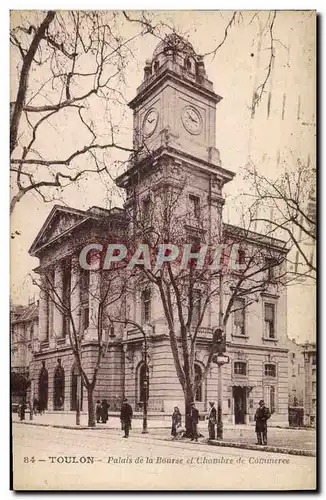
[12,411,316,456]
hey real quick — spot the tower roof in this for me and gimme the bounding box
[152,33,197,59]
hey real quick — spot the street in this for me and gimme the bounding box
[12,423,316,491]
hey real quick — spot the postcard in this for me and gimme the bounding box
[10,10,316,491]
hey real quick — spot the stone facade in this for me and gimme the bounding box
[302,342,317,427]
[287,337,305,408]
[11,301,38,377]
[27,35,289,426]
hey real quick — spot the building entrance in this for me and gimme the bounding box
[233,387,246,424]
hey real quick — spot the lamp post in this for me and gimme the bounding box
[140,324,149,434]
[119,318,149,434]
[212,269,229,439]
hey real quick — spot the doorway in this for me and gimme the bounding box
[70,365,83,411]
[233,387,246,424]
[38,366,48,412]
[53,364,65,410]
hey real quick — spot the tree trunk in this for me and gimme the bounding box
[184,388,195,438]
[87,385,96,427]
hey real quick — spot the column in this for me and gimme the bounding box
[84,269,101,341]
[52,263,64,340]
[38,274,48,342]
[70,254,81,338]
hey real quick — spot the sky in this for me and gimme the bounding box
[10,10,316,343]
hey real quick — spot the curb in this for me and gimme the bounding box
[13,420,168,432]
[207,439,316,457]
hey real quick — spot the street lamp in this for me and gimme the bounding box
[211,269,229,440]
[142,377,149,434]
[122,319,149,434]
[212,352,229,439]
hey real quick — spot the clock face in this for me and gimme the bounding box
[182,106,202,135]
[142,108,159,137]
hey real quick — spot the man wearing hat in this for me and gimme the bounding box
[254,399,271,445]
[207,401,217,440]
[190,402,199,442]
[120,397,133,438]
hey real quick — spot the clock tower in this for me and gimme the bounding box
[117,33,235,206]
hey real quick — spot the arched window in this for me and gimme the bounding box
[53,360,65,410]
[185,57,192,71]
[38,363,48,412]
[194,363,203,402]
[153,60,160,73]
[70,365,83,411]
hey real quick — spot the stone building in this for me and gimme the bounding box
[286,338,316,427]
[302,342,317,427]
[28,35,289,425]
[11,301,38,378]
[287,337,305,408]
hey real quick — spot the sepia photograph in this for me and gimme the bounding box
[10,9,316,491]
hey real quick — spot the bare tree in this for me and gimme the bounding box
[30,255,125,427]
[10,10,291,215]
[10,10,156,213]
[243,157,316,281]
[123,175,287,433]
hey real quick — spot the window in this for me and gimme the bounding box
[141,289,151,324]
[80,269,90,300]
[264,303,276,338]
[194,364,203,402]
[238,249,246,266]
[265,257,277,281]
[185,57,192,71]
[62,263,71,337]
[312,354,316,365]
[189,194,200,220]
[153,60,160,73]
[233,298,245,335]
[142,197,151,227]
[83,307,89,331]
[234,361,247,376]
[265,363,276,377]
[264,385,276,412]
[298,364,301,375]
[191,289,201,327]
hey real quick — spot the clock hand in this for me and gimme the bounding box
[147,117,155,123]
[186,112,196,123]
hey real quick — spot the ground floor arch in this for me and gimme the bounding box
[70,364,83,411]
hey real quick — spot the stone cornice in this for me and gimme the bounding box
[129,68,222,110]
[115,146,235,189]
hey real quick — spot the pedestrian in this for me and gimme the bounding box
[171,406,182,439]
[19,401,26,421]
[33,397,40,415]
[120,398,133,438]
[207,401,217,440]
[96,400,102,423]
[101,399,110,424]
[254,399,271,445]
[190,402,199,442]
